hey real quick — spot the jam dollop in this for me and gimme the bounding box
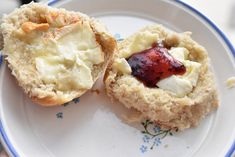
[127,42,186,87]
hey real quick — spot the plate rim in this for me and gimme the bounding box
[0,0,234,156]
[173,2,235,157]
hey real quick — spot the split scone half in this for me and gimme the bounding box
[1,3,116,106]
[104,25,219,130]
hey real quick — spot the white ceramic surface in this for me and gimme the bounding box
[0,0,235,157]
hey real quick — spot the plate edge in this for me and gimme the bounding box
[175,1,235,157]
[0,0,235,157]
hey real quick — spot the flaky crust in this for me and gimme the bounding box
[1,3,116,106]
[104,25,218,130]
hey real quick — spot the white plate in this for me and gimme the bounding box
[1,0,235,157]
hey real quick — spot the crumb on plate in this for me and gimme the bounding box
[90,89,100,94]
[226,77,235,88]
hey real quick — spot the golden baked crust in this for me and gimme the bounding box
[1,2,116,106]
[104,25,219,130]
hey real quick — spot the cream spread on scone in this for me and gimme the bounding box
[119,30,158,59]
[113,30,201,97]
[20,21,104,91]
[113,58,132,74]
[157,47,201,97]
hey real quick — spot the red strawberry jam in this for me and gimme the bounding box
[127,42,186,87]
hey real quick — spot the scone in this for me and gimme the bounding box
[1,3,116,106]
[104,25,218,130]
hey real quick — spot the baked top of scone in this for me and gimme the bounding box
[104,25,219,130]
[1,3,116,106]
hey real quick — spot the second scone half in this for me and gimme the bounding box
[1,3,116,106]
[104,25,218,130]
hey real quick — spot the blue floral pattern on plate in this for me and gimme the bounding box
[57,98,81,118]
[139,120,175,153]
[114,33,124,41]
[63,97,80,107]
[140,145,148,153]
[56,112,63,119]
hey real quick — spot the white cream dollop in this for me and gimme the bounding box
[157,47,201,97]
[119,30,159,58]
[157,75,193,97]
[113,58,132,74]
[113,30,159,75]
